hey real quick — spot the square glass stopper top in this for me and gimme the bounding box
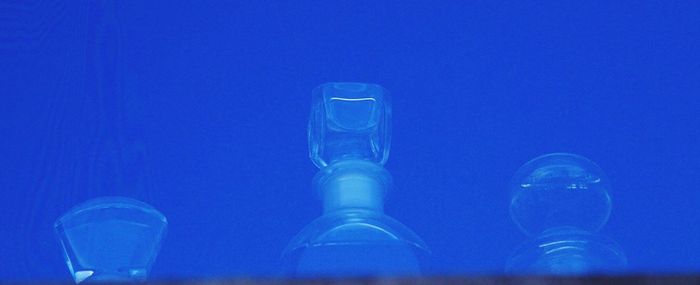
[309,82,391,168]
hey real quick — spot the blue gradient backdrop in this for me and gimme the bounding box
[1,1,699,281]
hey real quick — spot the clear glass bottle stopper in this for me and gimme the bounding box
[54,197,167,283]
[510,153,612,236]
[309,82,391,168]
[507,153,626,274]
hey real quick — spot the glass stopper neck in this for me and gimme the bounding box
[314,160,391,214]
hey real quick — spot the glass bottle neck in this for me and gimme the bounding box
[314,160,390,214]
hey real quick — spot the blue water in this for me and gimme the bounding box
[1,0,700,281]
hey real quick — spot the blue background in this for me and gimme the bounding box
[1,0,699,281]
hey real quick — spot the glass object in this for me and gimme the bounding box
[506,153,626,274]
[283,83,428,277]
[309,82,391,168]
[54,197,168,283]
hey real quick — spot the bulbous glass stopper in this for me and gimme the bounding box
[509,153,612,236]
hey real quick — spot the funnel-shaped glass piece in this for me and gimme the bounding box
[309,82,391,168]
[54,197,167,283]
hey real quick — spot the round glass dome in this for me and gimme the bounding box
[509,153,612,236]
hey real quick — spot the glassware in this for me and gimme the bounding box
[506,153,627,274]
[283,83,428,277]
[54,197,167,283]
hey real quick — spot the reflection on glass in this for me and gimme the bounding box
[54,197,167,283]
[283,83,428,277]
[506,153,626,274]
